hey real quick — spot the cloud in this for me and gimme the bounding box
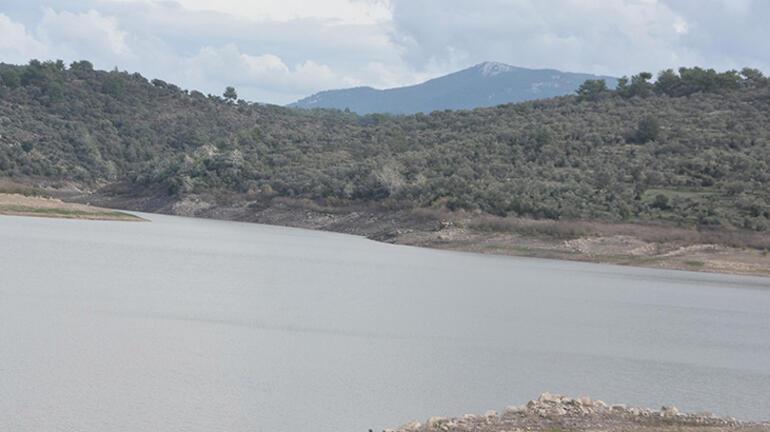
[387,0,770,76]
[180,44,358,100]
[0,14,48,63]
[36,8,131,58]
[2,0,770,104]
[167,0,392,24]
[659,0,770,71]
[387,0,695,76]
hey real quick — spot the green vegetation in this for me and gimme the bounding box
[1,60,769,232]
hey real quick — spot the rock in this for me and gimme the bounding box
[390,394,754,432]
[538,392,559,403]
[551,406,567,416]
[427,416,448,430]
[504,405,526,415]
[661,406,679,417]
[484,410,498,418]
[398,421,421,432]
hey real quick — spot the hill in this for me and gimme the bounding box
[2,60,770,274]
[289,62,617,114]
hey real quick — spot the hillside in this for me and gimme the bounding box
[2,60,770,273]
[289,62,617,114]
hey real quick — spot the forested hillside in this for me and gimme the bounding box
[1,60,770,231]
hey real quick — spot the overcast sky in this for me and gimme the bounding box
[1,0,769,104]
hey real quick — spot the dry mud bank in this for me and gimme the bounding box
[0,193,143,221]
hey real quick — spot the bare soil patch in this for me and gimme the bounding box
[0,193,143,221]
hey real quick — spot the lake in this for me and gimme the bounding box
[1,213,769,431]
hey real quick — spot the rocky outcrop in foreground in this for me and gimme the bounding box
[389,393,770,432]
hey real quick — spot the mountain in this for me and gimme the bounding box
[289,62,617,114]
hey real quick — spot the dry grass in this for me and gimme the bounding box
[0,193,143,221]
[0,179,50,198]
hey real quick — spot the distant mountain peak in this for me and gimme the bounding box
[476,61,518,77]
[289,63,617,114]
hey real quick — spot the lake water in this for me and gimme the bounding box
[1,213,770,431]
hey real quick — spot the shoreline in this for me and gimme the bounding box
[123,194,770,278]
[386,393,770,432]
[0,193,144,222]
[13,185,770,278]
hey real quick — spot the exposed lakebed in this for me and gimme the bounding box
[1,213,769,431]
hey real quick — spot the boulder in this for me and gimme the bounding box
[427,416,448,430]
[660,406,679,417]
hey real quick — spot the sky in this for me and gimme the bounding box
[1,0,769,104]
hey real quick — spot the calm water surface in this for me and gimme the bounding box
[1,213,769,431]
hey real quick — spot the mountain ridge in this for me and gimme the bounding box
[289,61,617,114]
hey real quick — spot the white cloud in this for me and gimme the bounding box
[36,8,131,58]
[0,14,48,63]
[101,0,392,24]
[673,18,688,34]
[387,0,699,76]
[179,44,358,101]
[3,0,770,104]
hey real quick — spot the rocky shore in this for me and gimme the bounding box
[387,393,770,432]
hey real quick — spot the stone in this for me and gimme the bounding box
[661,406,679,417]
[427,416,447,429]
[538,392,559,403]
[398,421,421,432]
[504,405,527,415]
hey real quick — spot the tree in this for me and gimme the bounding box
[70,60,93,72]
[101,73,125,97]
[576,79,609,102]
[223,86,238,102]
[677,67,741,95]
[654,69,681,96]
[617,72,653,98]
[633,116,660,144]
[740,67,768,87]
[0,68,21,88]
